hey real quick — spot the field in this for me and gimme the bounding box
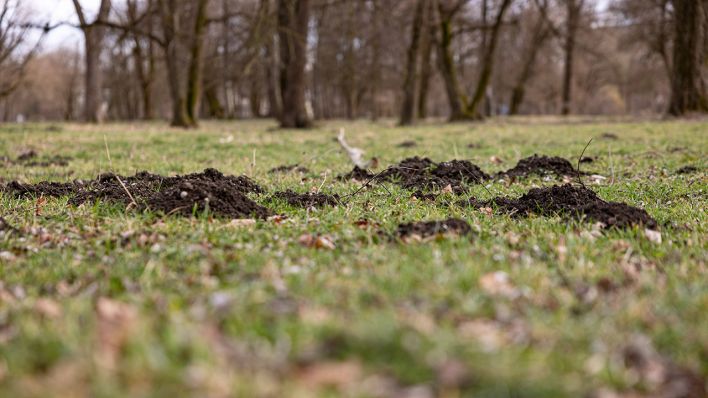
[0,118,706,397]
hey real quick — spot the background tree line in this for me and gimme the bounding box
[0,0,706,128]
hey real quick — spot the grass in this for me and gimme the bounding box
[0,118,706,397]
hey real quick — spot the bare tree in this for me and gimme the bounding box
[400,0,428,125]
[509,0,551,115]
[72,0,111,123]
[668,0,707,115]
[0,0,42,100]
[277,0,311,128]
[560,0,584,115]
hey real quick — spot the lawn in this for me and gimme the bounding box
[0,118,706,397]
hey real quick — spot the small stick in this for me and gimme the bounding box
[115,176,137,209]
[316,172,328,194]
[576,138,593,188]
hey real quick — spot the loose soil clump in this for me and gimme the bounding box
[3,168,270,219]
[380,157,489,193]
[397,140,417,148]
[268,164,310,174]
[463,184,657,229]
[1,150,71,168]
[676,165,699,174]
[498,154,580,179]
[337,166,375,181]
[271,190,340,208]
[396,218,471,241]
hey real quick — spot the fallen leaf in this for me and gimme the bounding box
[442,184,454,194]
[489,155,504,164]
[479,207,493,216]
[589,174,607,184]
[644,229,662,244]
[479,271,519,299]
[230,219,256,227]
[297,360,362,389]
[35,298,62,318]
[96,297,138,369]
[299,234,336,250]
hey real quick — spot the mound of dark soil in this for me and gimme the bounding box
[3,168,270,219]
[498,154,579,179]
[397,140,417,148]
[676,165,699,174]
[272,190,340,208]
[379,157,489,193]
[268,164,310,174]
[142,175,270,218]
[337,166,375,181]
[464,184,656,229]
[396,218,471,240]
[1,150,71,168]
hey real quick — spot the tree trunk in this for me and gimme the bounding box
[185,0,209,125]
[418,0,435,119]
[73,0,111,123]
[561,0,583,116]
[278,0,311,128]
[668,0,707,115]
[158,0,193,128]
[400,0,427,126]
[205,84,225,118]
[434,1,468,120]
[465,0,514,119]
[509,3,549,115]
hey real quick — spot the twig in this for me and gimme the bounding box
[115,176,137,209]
[576,138,593,188]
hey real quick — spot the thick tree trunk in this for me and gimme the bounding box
[158,0,193,128]
[83,34,103,122]
[509,4,549,115]
[205,85,225,118]
[561,0,583,116]
[185,0,209,125]
[668,0,707,115]
[278,0,311,128]
[434,1,468,120]
[73,0,111,123]
[418,0,435,119]
[400,0,427,126]
[465,0,513,119]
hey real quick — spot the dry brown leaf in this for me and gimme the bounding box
[479,207,493,216]
[644,229,662,244]
[489,155,504,164]
[298,234,336,250]
[297,360,362,389]
[35,298,62,318]
[230,219,256,227]
[442,184,454,194]
[479,271,519,299]
[96,297,138,369]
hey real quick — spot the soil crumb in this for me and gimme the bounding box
[268,164,310,174]
[463,184,656,229]
[4,168,270,219]
[397,140,417,148]
[272,190,340,208]
[396,218,471,241]
[498,154,579,179]
[676,165,699,174]
[600,132,619,140]
[579,156,594,163]
[337,166,376,181]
